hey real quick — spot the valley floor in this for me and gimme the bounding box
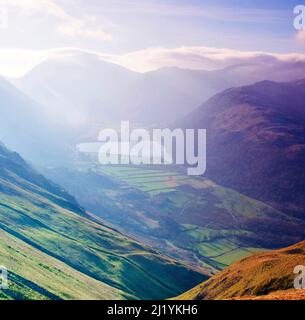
[46,163,297,276]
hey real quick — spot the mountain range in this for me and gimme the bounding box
[1,49,305,300]
[12,49,305,129]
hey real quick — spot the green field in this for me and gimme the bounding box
[98,166,186,195]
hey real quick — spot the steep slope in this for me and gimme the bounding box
[178,79,305,218]
[176,240,305,300]
[0,143,206,300]
[0,230,127,300]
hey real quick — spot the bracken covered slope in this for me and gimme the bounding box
[176,240,305,300]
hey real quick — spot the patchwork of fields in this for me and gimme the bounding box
[99,166,186,195]
[46,163,300,274]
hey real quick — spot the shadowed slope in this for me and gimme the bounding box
[179,79,305,218]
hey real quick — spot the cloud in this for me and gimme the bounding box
[102,46,305,72]
[1,46,305,78]
[0,0,112,40]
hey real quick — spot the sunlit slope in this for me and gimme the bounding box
[0,143,205,300]
[0,230,127,300]
[176,240,305,300]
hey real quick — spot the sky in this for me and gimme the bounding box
[0,0,304,76]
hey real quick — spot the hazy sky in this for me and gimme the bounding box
[0,0,304,76]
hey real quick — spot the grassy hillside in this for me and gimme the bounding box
[44,163,304,275]
[0,230,127,300]
[0,143,206,300]
[176,240,305,300]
